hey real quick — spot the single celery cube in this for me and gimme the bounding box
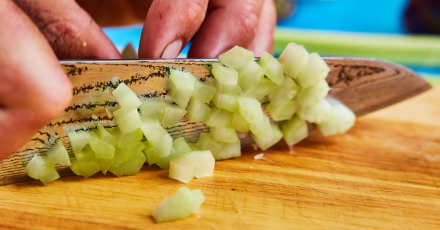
[210,127,238,143]
[278,42,310,79]
[26,154,59,185]
[97,158,113,175]
[196,133,223,157]
[193,79,216,104]
[89,132,115,160]
[161,101,187,126]
[113,107,142,134]
[237,60,264,92]
[96,124,117,145]
[152,186,195,222]
[268,77,299,107]
[296,80,330,107]
[316,99,356,136]
[140,97,166,120]
[212,93,238,112]
[173,137,191,153]
[154,134,173,158]
[141,122,167,144]
[211,63,238,85]
[231,112,250,133]
[251,124,283,151]
[164,74,194,108]
[63,124,91,155]
[169,156,195,183]
[46,137,70,166]
[70,157,100,178]
[188,143,200,151]
[205,106,233,127]
[184,151,215,178]
[122,151,147,176]
[214,80,240,95]
[219,45,254,69]
[113,141,145,166]
[155,149,182,170]
[186,98,211,123]
[213,141,241,160]
[107,160,125,177]
[168,67,196,89]
[238,97,263,123]
[259,52,284,85]
[190,189,205,213]
[74,146,96,163]
[243,76,277,99]
[297,99,333,123]
[282,116,308,145]
[250,113,273,138]
[39,166,60,185]
[117,128,144,150]
[143,141,160,166]
[112,82,142,109]
[267,100,299,121]
[296,53,330,88]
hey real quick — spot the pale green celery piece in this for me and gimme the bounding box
[214,79,240,95]
[46,137,71,166]
[231,112,250,133]
[108,161,125,177]
[251,124,283,151]
[205,106,233,127]
[155,150,182,170]
[141,120,172,157]
[152,186,195,222]
[112,82,142,109]
[63,124,91,155]
[113,141,145,166]
[190,189,205,213]
[97,158,113,175]
[214,141,241,160]
[250,113,273,139]
[188,143,200,151]
[70,157,100,178]
[296,80,330,107]
[193,79,217,104]
[164,73,195,108]
[26,154,60,185]
[316,98,356,136]
[141,123,167,144]
[243,77,277,100]
[74,146,96,162]
[267,100,299,121]
[39,166,60,185]
[210,127,239,143]
[140,97,166,120]
[219,45,254,69]
[237,97,263,123]
[118,128,144,150]
[89,132,115,160]
[196,133,223,157]
[154,134,173,158]
[297,99,333,123]
[96,124,117,145]
[268,77,300,107]
[173,137,192,153]
[184,150,215,178]
[143,141,160,165]
[237,60,264,92]
[161,101,187,126]
[122,151,147,176]
[155,137,191,169]
[259,51,284,85]
[113,107,142,134]
[186,98,211,123]
[211,63,238,85]
[282,116,308,145]
[277,42,310,79]
[212,93,238,112]
[296,53,330,88]
[169,156,195,183]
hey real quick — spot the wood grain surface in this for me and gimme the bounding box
[0,86,438,229]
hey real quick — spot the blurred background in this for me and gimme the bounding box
[101,0,440,85]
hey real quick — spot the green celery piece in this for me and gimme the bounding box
[266,100,299,121]
[152,186,195,222]
[161,101,187,126]
[250,113,273,139]
[113,141,145,166]
[140,97,166,120]
[297,99,333,124]
[268,77,299,107]
[296,52,330,88]
[97,158,113,175]
[63,124,91,155]
[89,132,115,160]
[96,124,117,145]
[243,77,277,100]
[190,189,205,213]
[186,98,211,123]
[214,141,241,160]
[219,45,254,69]
[259,51,284,85]
[237,60,264,92]
[205,106,233,127]
[281,115,308,146]
[210,127,239,143]
[155,137,191,170]
[117,128,144,150]
[212,93,238,112]
[237,97,263,123]
[184,151,215,178]
[316,98,356,136]
[251,124,283,151]
[277,42,310,79]
[193,79,216,104]
[231,112,250,133]
[296,80,330,107]
[169,156,195,183]
[196,133,223,157]
[112,82,142,109]
[122,151,147,176]
[70,157,100,178]
[211,63,238,85]
[46,137,70,166]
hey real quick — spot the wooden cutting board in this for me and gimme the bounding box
[0,86,439,229]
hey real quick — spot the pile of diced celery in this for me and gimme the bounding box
[26,42,356,186]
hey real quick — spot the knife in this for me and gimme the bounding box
[0,58,431,185]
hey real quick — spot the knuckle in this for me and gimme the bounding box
[182,0,207,25]
[238,3,260,38]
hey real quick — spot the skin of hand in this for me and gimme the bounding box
[0,0,276,161]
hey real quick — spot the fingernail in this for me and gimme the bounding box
[161,39,183,58]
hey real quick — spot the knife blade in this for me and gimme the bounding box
[0,58,431,185]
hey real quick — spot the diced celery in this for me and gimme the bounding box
[39,166,60,185]
[196,133,223,157]
[296,53,330,88]
[259,52,284,85]
[296,80,330,107]
[46,137,70,166]
[172,137,191,153]
[112,82,141,109]
[297,99,333,123]
[278,42,310,79]
[107,160,125,177]
[184,151,215,178]
[117,128,144,150]
[155,137,191,169]
[70,157,100,178]
[113,141,145,166]
[152,186,195,223]
[188,143,200,151]
[190,189,205,213]
[250,113,273,138]
[212,93,238,112]
[26,154,60,185]
[282,116,308,145]
[251,124,283,151]
[141,121,167,144]
[238,97,263,123]
[205,106,233,127]
[266,100,299,121]
[143,141,160,165]
[63,124,91,155]
[186,98,211,123]
[243,77,277,99]
[97,158,113,175]
[140,97,166,119]
[122,151,147,176]
[214,80,240,95]
[164,70,195,108]
[169,156,195,183]
[237,60,264,92]
[154,134,173,158]
[211,63,238,85]
[96,124,117,145]
[193,79,216,104]
[210,127,239,143]
[89,132,115,160]
[316,99,356,136]
[219,45,254,69]
[161,101,187,126]
[268,77,299,107]
[214,141,241,160]
[231,112,250,133]
[113,107,142,134]
[74,146,96,162]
